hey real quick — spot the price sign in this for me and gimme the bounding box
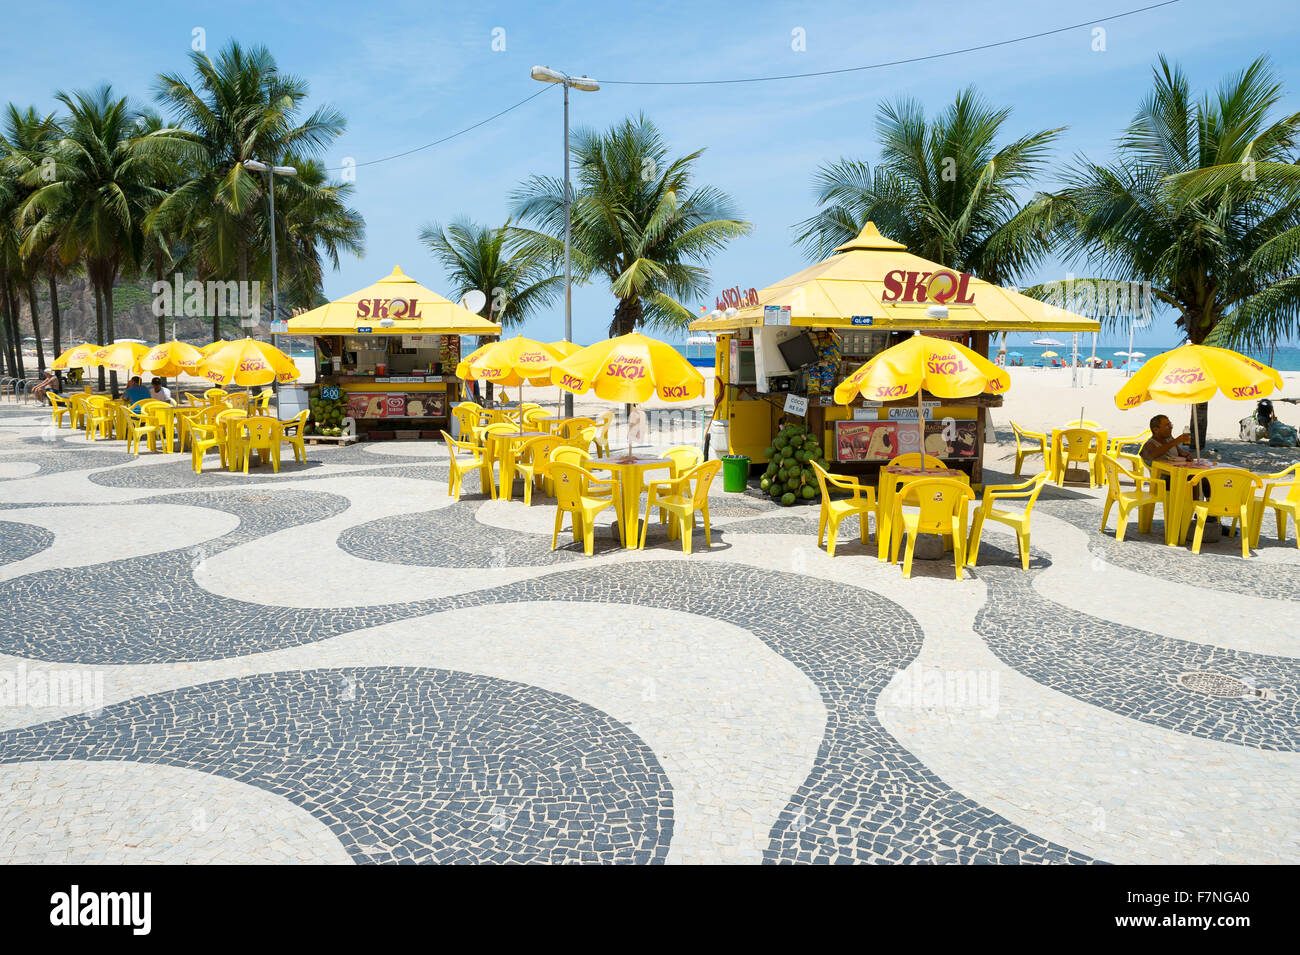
[321,385,341,400]
[764,305,792,326]
[851,316,873,326]
[784,394,809,416]
[268,319,289,334]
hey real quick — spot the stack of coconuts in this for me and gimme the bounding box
[758,422,824,505]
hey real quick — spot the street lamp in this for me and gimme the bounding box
[530,65,598,416]
[243,159,298,382]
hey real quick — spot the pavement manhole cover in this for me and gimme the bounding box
[1177,672,1271,700]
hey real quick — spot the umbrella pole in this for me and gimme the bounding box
[1192,404,1201,459]
[918,391,925,468]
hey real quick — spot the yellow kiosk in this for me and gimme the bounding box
[287,266,501,439]
[691,223,1100,484]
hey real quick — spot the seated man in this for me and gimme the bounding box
[122,375,151,406]
[31,369,58,400]
[1141,413,1209,507]
[149,377,172,403]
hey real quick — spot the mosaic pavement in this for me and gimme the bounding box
[0,402,1296,865]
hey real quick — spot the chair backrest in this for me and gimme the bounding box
[683,459,722,508]
[241,417,280,444]
[1070,419,1102,430]
[811,460,834,499]
[518,402,542,413]
[204,388,227,399]
[1012,472,1049,518]
[889,452,944,470]
[549,462,596,509]
[1011,422,1042,443]
[561,417,595,439]
[1060,428,1101,460]
[47,392,68,409]
[899,478,973,533]
[215,409,247,437]
[662,445,704,478]
[1099,454,1137,496]
[521,435,563,470]
[521,407,548,426]
[1196,467,1258,511]
[550,445,590,468]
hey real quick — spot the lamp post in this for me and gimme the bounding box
[530,65,598,417]
[243,159,298,393]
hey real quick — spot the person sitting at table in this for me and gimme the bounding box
[149,377,172,403]
[123,375,151,405]
[1142,413,1209,506]
[31,369,58,400]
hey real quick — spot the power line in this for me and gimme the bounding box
[325,85,555,171]
[601,1,1181,85]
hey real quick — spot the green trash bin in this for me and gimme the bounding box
[721,454,750,492]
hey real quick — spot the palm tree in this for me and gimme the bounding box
[22,86,164,393]
[2,106,63,374]
[511,114,750,337]
[1031,56,1300,435]
[148,41,348,340]
[420,217,562,400]
[793,88,1062,285]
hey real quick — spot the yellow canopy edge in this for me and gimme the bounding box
[691,222,1101,334]
[287,266,503,336]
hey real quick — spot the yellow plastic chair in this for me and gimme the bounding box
[593,410,615,457]
[451,402,483,443]
[1054,428,1102,487]
[190,411,243,474]
[1251,463,1300,549]
[1011,422,1048,477]
[967,472,1048,570]
[1185,468,1258,558]
[887,452,944,470]
[810,460,877,557]
[440,431,491,501]
[513,435,565,506]
[550,445,616,502]
[479,423,521,498]
[521,407,549,429]
[560,417,596,440]
[892,477,974,580]
[65,393,88,431]
[84,396,116,441]
[279,411,309,463]
[1099,454,1164,542]
[122,407,162,456]
[255,388,274,413]
[550,462,618,556]
[651,445,705,525]
[639,459,722,554]
[237,417,282,473]
[203,388,228,400]
[47,392,71,428]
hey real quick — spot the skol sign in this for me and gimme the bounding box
[355,297,423,319]
[715,286,759,310]
[882,269,976,305]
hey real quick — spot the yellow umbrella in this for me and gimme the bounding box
[834,333,1009,467]
[551,332,706,458]
[1115,343,1282,456]
[93,341,151,374]
[141,340,204,377]
[1041,350,1059,358]
[197,337,300,387]
[50,342,100,370]
[456,334,560,387]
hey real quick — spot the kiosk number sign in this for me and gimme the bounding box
[321,385,341,400]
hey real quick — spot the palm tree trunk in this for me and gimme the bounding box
[0,274,12,376]
[48,273,62,386]
[93,276,106,392]
[103,275,119,396]
[610,296,642,337]
[26,280,46,373]
[4,278,24,378]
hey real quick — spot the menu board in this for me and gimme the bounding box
[344,392,447,419]
[836,419,977,461]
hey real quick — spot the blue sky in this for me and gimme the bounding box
[4,0,1298,350]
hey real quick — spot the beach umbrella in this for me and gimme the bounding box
[197,337,300,388]
[1041,350,1059,358]
[1032,338,1065,347]
[1008,351,1023,358]
[551,332,706,459]
[1115,343,1282,456]
[833,333,1009,467]
[92,341,151,374]
[456,334,569,431]
[50,342,101,370]
[140,339,204,378]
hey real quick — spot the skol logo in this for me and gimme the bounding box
[560,374,583,389]
[607,359,645,379]
[874,384,909,398]
[924,269,961,303]
[518,353,545,363]
[237,358,267,372]
[1120,394,1143,408]
[661,385,688,399]
[927,359,970,375]
[1161,369,1205,385]
[355,298,423,319]
[882,269,976,304]
[1231,385,1261,398]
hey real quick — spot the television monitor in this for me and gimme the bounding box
[776,332,817,370]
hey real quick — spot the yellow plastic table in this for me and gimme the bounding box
[878,465,969,562]
[1149,458,1230,546]
[495,431,549,500]
[147,404,195,453]
[588,455,672,549]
